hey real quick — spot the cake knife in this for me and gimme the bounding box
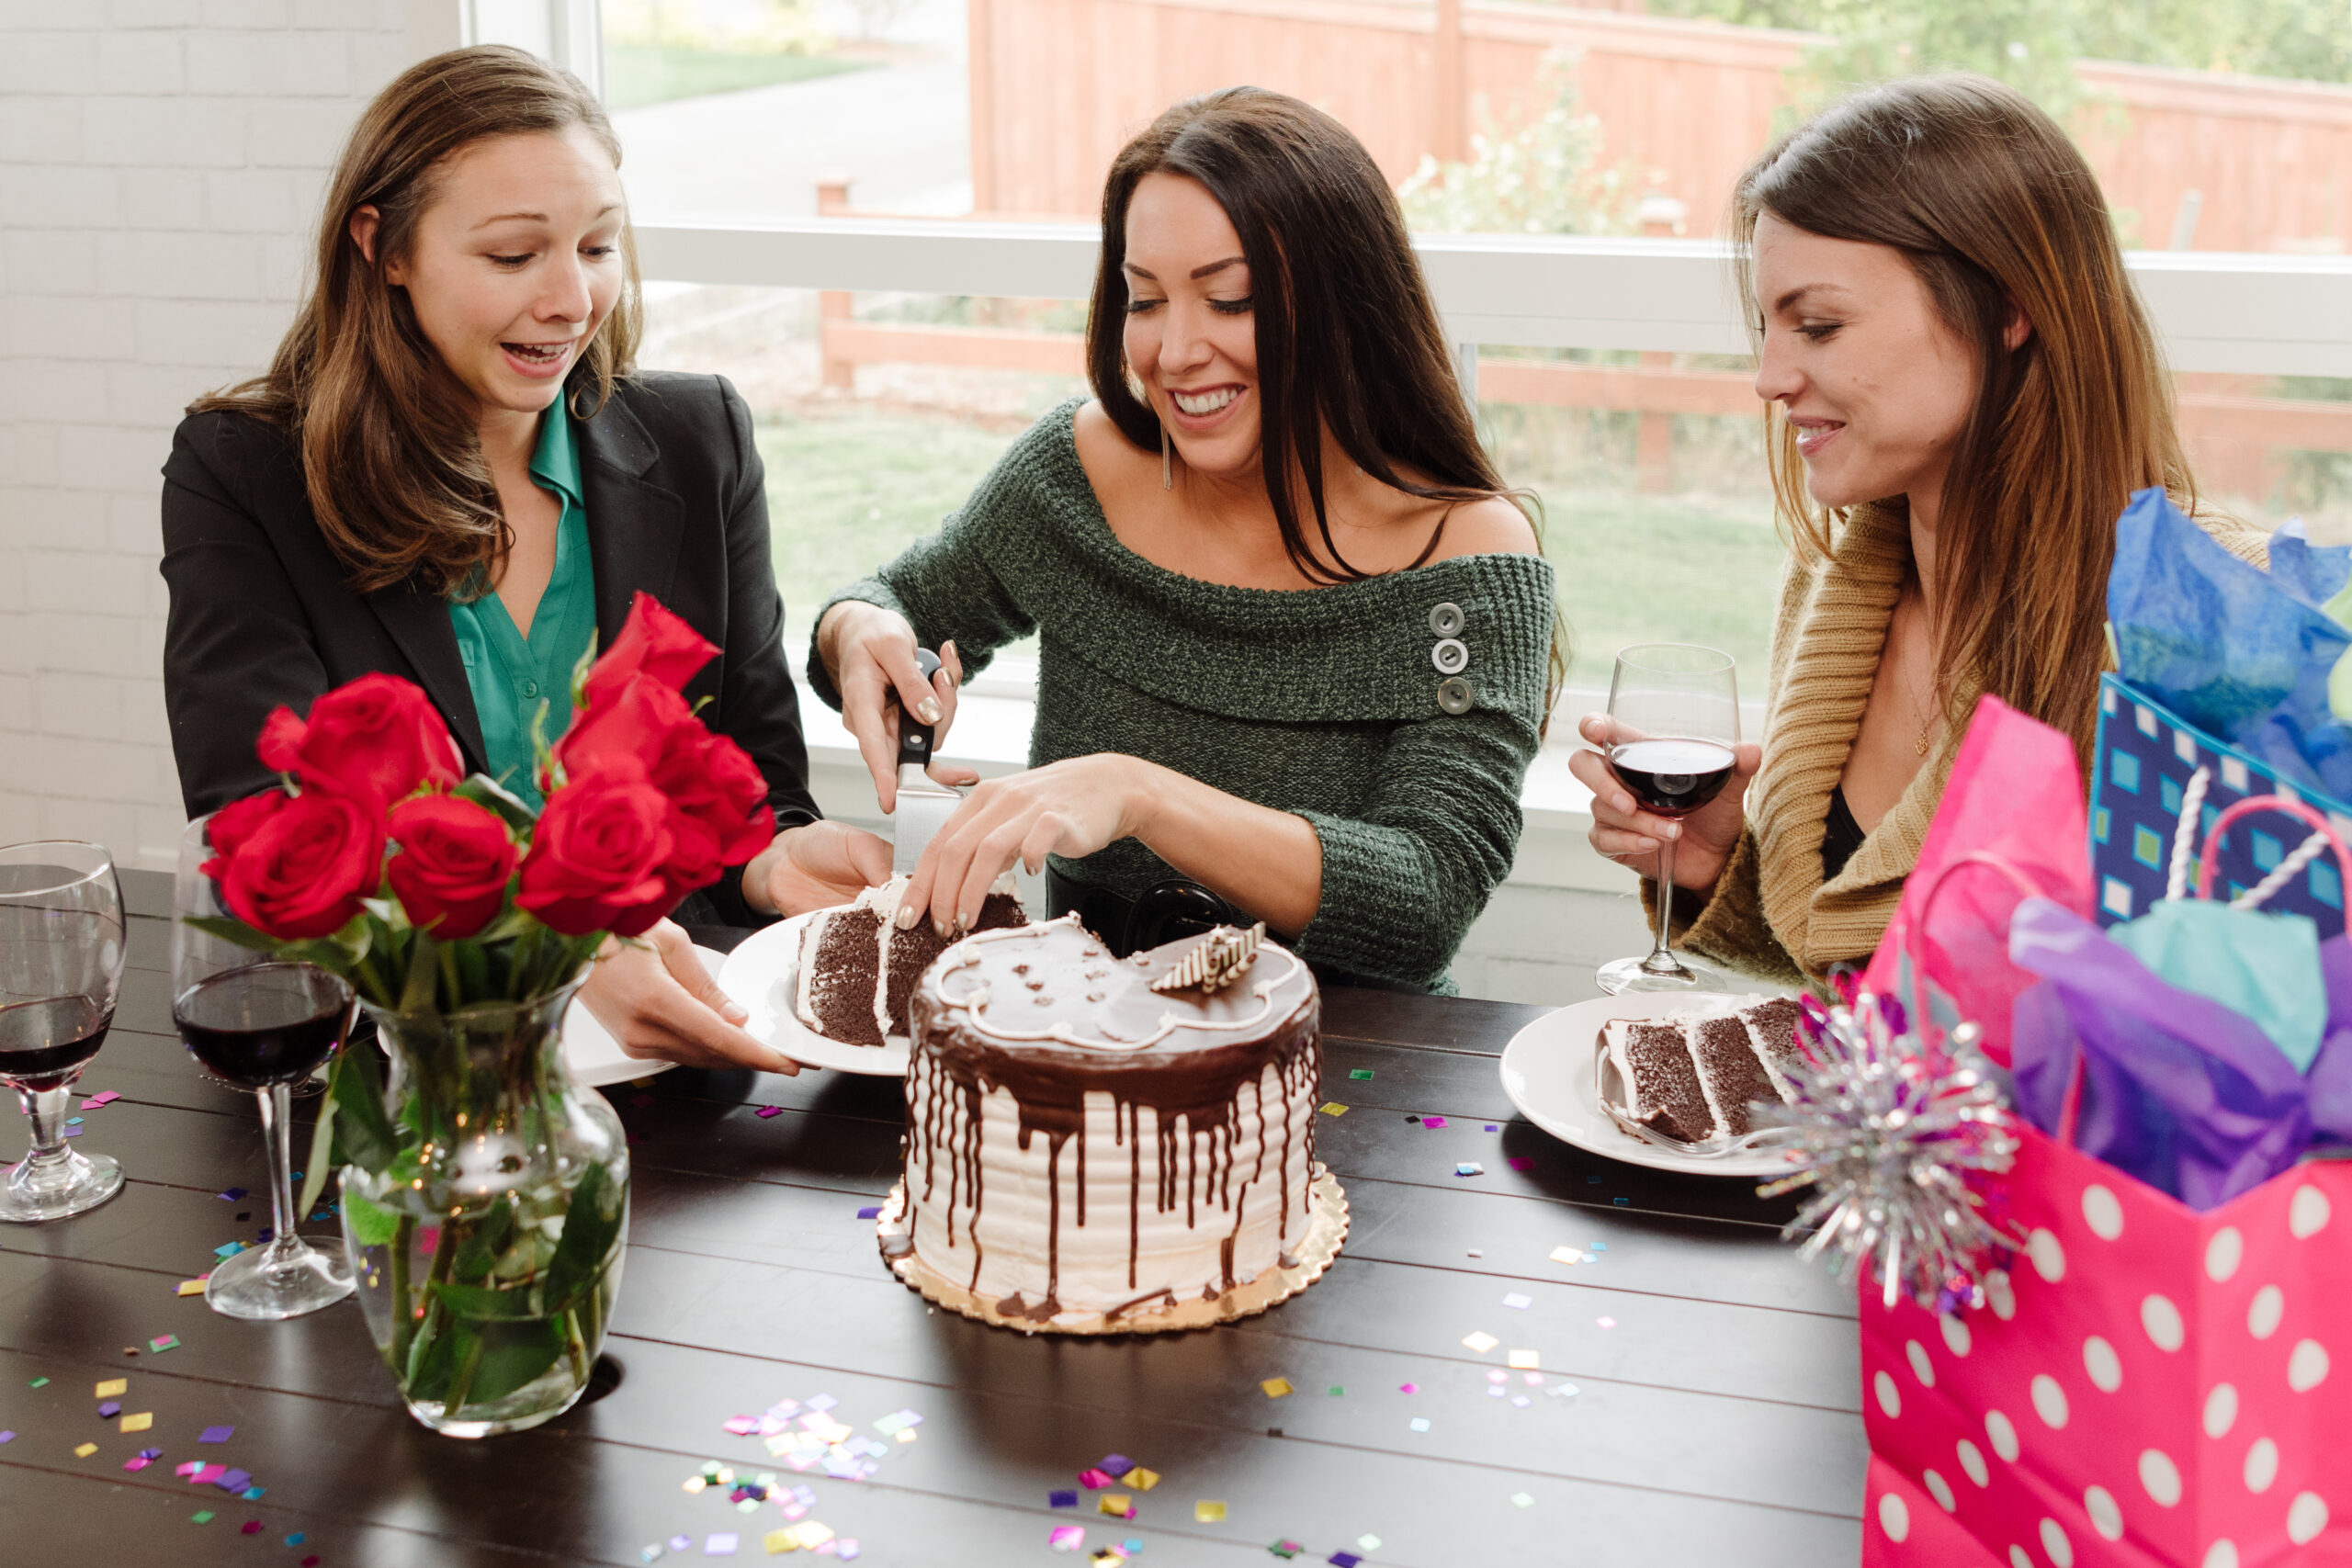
[891,646,964,876]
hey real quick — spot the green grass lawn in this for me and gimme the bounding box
[757,406,1788,694]
[604,45,874,111]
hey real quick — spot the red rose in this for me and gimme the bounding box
[514,759,676,937]
[652,729,775,897]
[201,788,291,873]
[580,592,718,711]
[215,788,385,940]
[257,674,461,808]
[387,795,517,940]
[553,671,702,781]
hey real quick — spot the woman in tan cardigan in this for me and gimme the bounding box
[1572,76,2268,987]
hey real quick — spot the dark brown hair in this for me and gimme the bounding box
[1734,73,2193,750]
[1086,86,1566,710]
[194,45,642,598]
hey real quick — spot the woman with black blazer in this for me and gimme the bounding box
[160,46,899,1072]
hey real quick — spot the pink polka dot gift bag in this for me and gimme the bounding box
[1840,699,2352,1568]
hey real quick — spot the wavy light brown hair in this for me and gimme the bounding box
[1734,73,2194,750]
[1086,86,1567,710]
[194,45,641,598]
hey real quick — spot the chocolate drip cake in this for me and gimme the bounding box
[796,874,1025,1047]
[898,917,1322,1328]
[1602,997,1805,1145]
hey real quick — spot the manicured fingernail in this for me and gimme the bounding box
[722,1000,749,1022]
[933,919,951,939]
[895,902,921,930]
[1665,823,1682,840]
[916,699,942,726]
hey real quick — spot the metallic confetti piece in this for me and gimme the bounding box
[123,1456,152,1472]
[1485,1123,1498,1133]
[1327,1385,1344,1396]
[1454,1162,1483,1177]
[1127,1467,1159,1491]
[1268,1541,1302,1559]
[216,1189,246,1202]
[1408,1418,1430,1433]
[85,1091,119,1106]
[836,1543,860,1562]
[175,1278,208,1296]
[1466,1248,1482,1258]
[1596,1316,1616,1329]
[1461,1331,1498,1353]
[96,1379,127,1397]
[1050,1491,1079,1509]
[1422,1115,1446,1128]
[1397,1382,1417,1393]
[215,1468,252,1492]
[189,1462,227,1484]
[61,1126,82,1138]
[1510,1395,1532,1408]
[1098,1454,1135,1477]
[1097,1494,1133,1518]
[1317,1103,1346,1116]
[684,1476,707,1493]
[98,1400,121,1416]
[121,1413,152,1433]
[1347,1069,1373,1080]
[1078,1467,1114,1489]
[1193,1501,1227,1523]
[1357,1537,1382,1551]
[1506,1157,1532,1170]
[1511,1493,1535,1508]
[191,1512,214,1525]
[1486,1370,1506,1384]
[151,1335,179,1352]
[28,1378,46,1388]
[1501,1292,1532,1310]
[1613,1196,1629,1205]
[64,1117,81,1127]
[1548,1246,1580,1265]
[1260,1378,1292,1398]
[1590,1242,1606,1251]
[642,1548,666,1564]
[673,1537,694,1551]
[761,1529,794,1554]
[854,1205,880,1219]
[804,1395,837,1412]
[198,1425,232,1443]
[74,1442,97,1457]
[724,1416,759,1436]
[1487,1385,1505,1398]
[1049,1525,1087,1551]
[754,1107,782,1119]
[242,1521,263,1535]
[0,1432,10,1443]
[288,1535,305,1547]
[1522,1371,1544,1386]
[706,1534,740,1556]
[1330,1554,1363,1567]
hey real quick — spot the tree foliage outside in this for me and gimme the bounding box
[1397,53,1643,235]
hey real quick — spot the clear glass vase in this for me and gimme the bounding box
[338,979,629,1438]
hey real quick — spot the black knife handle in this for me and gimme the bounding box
[896,647,942,773]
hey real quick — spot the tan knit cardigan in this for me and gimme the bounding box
[1661,500,2273,987]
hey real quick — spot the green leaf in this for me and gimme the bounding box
[403,1314,464,1404]
[427,1280,547,1322]
[450,1199,515,1284]
[342,1190,401,1247]
[461,1318,565,1405]
[297,1097,337,1219]
[396,931,439,1015]
[543,1161,624,1312]
[180,913,279,953]
[326,1045,401,1175]
[456,773,538,830]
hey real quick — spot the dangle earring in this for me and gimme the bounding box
[1160,420,1173,491]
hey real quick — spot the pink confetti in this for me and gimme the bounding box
[1506,1157,1533,1170]
[1049,1525,1086,1551]
[755,1106,782,1119]
[1397,1382,1418,1393]
[85,1091,119,1107]
[1422,1115,1447,1128]
[1077,1467,1114,1489]
[722,1416,758,1435]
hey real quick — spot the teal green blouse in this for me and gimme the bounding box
[449,405,597,810]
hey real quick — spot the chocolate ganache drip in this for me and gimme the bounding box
[903,918,1320,1315]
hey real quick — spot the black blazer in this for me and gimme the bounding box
[160,371,820,926]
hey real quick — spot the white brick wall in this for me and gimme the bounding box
[0,0,420,870]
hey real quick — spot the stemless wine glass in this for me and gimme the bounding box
[1595,643,1741,995]
[173,817,356,1319]
[0,840,128,1222]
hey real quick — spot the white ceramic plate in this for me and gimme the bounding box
[560,944,729,1088]
[1498,991,1801,1179]
[717,909,911,1077]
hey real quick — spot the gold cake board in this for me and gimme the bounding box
[876,1166,1349,1337]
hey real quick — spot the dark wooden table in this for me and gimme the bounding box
[0,874,1865,1565]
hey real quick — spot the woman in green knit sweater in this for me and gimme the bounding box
[808,88,1561,992]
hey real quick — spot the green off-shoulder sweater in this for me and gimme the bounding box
[807,400,1557,993]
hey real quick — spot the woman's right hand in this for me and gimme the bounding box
[815,601,978,813]
[1567,713,1760,897]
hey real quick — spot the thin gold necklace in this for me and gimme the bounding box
[1900,589,1938,757]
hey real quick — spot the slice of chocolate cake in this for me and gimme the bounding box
[1739,997,1805,1101]
[1688,1013,1776,1137]
[1602,1020,1714,1144]
[797,874,1026,1046]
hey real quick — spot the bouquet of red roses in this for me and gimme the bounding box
[194,592,775,1010]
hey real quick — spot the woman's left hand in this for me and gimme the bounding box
[901,754,1147,936]
[743,819,894,918]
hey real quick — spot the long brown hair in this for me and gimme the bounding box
[1086,87,1567,710]
[194,45,642,598]
[1733,73,2192,750]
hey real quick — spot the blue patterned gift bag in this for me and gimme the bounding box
[2090,672,2350,936]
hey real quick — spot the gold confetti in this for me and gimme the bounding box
[175,1278,208,1296]
[1261,1377,1293,1398]
[762,1527,798,1553]
[895,1428,918,1443]
[683,1476,707,1493]
[1317,1103,1347,1116]
[1194,1500,1227,1523]
[119,1412,153,1432]
[1462,1331,1498,1353]
[791,1523,834,1550]
[1549,1246,1581,1265]
[74,1442,97,1457]
[1128,1466,1159,1491]
[94,1379,127,1398]
[1098,1494,1134,1517]
[1508,1349,1540,1371]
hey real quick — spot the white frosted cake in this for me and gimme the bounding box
[795,874,1025,1047]
[895,916,1322,1327]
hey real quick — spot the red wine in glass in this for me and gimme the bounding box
[0,840,129,1224]
[1608,739,1737,818]
[0,997,112,1089]
[174,964,350,1090]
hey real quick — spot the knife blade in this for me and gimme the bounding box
[891,646,962,876]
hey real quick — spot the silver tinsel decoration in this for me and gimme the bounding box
[1756,989,2020,1314]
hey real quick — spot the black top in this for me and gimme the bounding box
[1821,784,1868,882]
[158,371,820,925]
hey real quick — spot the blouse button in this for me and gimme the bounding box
[1430,637,1469,675]
[1437,677,1476,715]
[520,679,540,700]
[1428,602,1464,637]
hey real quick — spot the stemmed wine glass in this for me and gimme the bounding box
[173,817,356,1319]
[0,840,128,1222]
[1595,644,1741,995]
